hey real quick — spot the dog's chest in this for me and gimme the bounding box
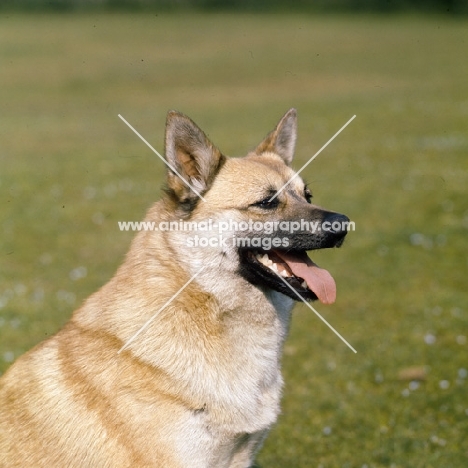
[202,297,293,432]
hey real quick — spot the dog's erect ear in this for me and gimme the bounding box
[165,111,225,207]
[255,108,297,166]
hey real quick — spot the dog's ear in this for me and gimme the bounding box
[165,111,225,207]
[254,108,297,166]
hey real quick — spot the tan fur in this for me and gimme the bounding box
[0,109,336,467]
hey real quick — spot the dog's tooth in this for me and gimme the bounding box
[259,257,269,266]
[270,263,278,272]
[280,269,289,277]
[301,280,307,288]
[255,253,263,261]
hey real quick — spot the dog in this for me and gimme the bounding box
[0,109,349,467]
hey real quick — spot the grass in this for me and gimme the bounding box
[1,12,467,467]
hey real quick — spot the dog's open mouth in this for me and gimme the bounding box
[241,249,336,304]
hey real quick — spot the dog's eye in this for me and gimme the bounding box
[253,197,279,209]
[304,187,313,204]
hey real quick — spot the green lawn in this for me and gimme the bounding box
[1,12,467,467]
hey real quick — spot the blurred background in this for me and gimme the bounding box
[1,0,467,13]
[0,1,467,467]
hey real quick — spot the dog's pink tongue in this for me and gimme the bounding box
[274,250,336,304]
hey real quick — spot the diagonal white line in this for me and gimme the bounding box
[118,114,206,202]
[273,271,357,353]
[269,115,356,202]
[117,266,206,354]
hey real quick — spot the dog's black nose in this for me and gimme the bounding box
[323,213,350,236]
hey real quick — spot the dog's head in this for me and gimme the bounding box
[162,109,350,304]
